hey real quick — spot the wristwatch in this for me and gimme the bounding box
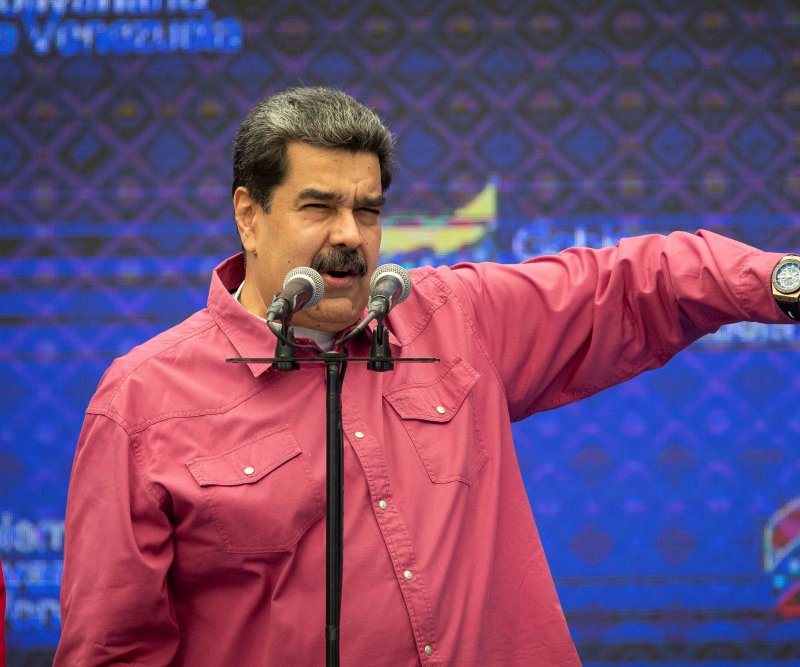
[771,255,800,320]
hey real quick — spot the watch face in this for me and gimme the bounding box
[775,261,800,294]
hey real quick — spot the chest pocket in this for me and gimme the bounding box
[186,426,324,554]
[383,357,487,485]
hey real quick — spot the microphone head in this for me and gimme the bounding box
[283,266,325,308]
[370,264,412,304]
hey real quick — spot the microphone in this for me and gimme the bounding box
[267,267,325,322]
[368,264,412,319]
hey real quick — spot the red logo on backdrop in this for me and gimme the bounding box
[764,496,800,617]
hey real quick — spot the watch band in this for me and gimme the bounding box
[776,299,800,321]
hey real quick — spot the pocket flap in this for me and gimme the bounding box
[186,427,301,487]
[383,357,480,422]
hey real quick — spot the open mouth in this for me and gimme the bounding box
[321,270,358,289]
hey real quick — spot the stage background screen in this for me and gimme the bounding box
[1,1,799,664]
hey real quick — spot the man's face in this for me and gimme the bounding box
[235,142,384,333]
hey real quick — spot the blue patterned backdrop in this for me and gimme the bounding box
[2,1,800,664]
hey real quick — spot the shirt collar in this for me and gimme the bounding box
[208,253,402,377]
[233,279,337,352]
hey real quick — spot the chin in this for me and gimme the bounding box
[297,304,361,333]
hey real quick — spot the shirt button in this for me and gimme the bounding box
[243,466,255,475]
[424,645,433,656]
[435,405,446,414]
[354,431,365,439]
[378,500,388,510]
[403,570,413,581]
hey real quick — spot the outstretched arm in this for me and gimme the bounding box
[441,230,788,420]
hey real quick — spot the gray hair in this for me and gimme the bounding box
[232,87,395,211]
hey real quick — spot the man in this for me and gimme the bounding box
[56,87,797,666]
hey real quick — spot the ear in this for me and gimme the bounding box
[233,187,260,253]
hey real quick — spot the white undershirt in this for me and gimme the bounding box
[232,281,337,352]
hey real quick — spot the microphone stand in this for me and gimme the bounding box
[273,321,300,371]
[227,316,437,667]
[368,321,393,372]
[323,350,346,661]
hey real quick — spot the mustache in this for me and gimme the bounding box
[311,249,368,276]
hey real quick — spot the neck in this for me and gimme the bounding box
[238,278,269,320]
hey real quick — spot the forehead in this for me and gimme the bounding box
[281,142,381,193]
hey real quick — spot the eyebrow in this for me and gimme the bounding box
[296,188,386,208]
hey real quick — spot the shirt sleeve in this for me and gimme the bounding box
[440,230,788,421]
[55,412,179,666]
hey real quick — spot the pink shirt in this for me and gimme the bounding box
[56,232,787,666]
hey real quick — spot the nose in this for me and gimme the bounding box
[328,209,362,249]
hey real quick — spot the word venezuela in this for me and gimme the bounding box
[0,0,242,56]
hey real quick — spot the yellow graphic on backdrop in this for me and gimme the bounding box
[381,182,496,255]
